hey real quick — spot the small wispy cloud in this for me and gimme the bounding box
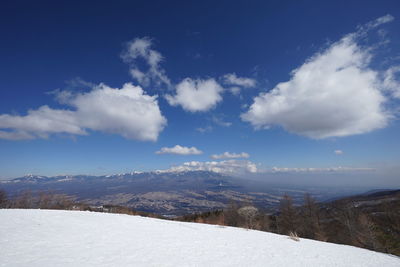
[222,73,256,96]
[121,37,171,88]
[155,145,203,155]
[222,73,256,88]
[211,152,250,159]
[334,150,344,155]
[211,115,232,127]
[196,126,213,133]
[382,66,400,99]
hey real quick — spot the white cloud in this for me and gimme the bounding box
[69,83,166,141]
[242,16,394,139]
[0,130,36,140]
[383,66,400,98]
[268,166,374,173]
[156,145,203,155]
[229,86,241,96]
[64,77,95,89]
[166,78,224,112]
[0,106,85,140]
[360,14,394,32]
[161,159,258,174]
[158,161,373,175]
[334,150,344,155]
[196,126,213,133]
[222,73,256,96]
[121,37,171,88]
[211,152,250,159]
[222,73,256,88]
[0,83,167,141]
[212,115,232,127]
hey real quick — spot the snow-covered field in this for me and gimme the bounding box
[0,209,399,267]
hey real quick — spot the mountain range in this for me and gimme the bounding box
[0,170,378,215]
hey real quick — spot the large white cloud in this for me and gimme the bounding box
[165,78,224,112]
[211,152,250,159]
[0,83,166,141]
[155,145,203,155]
[242,16,395,139]
[121,37,171,88]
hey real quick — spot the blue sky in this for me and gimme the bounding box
[0,1,400,186]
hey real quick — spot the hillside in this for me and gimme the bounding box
[178,189,400,255]
[1,209,399,266]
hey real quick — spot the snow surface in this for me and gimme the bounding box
[0,209,399,267]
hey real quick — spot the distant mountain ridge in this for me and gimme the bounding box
[3,170,226,182]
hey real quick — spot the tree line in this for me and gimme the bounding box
[0,189,162,218]
[178,192,400,256]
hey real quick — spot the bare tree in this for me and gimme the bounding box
[224,200,240,227]
[53,194,73,209]
[258,213,271,232]
[38,191,55,209]
[13,190,34,209]
[0,188,8,208]
[277,194,298,235]
[238,206,259,229]
[299,193,325,240]
[356,213,377,250]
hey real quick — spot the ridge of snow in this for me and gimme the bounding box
[0,209,399,267]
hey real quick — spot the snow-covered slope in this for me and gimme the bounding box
[0,209,398,267]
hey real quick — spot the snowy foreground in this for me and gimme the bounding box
[1,209,399,267]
